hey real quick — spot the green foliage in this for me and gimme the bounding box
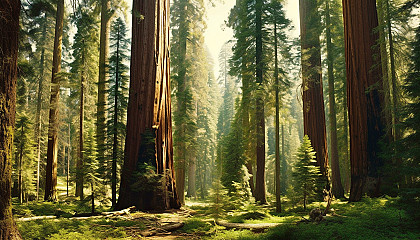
[105,16,130,195]
[397,23,420,209]
[292,135,324,210]
[228,198,420,240]
[18,218,136,240]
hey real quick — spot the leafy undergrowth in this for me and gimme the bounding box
[14,197,420,239]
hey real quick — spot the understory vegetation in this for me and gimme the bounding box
[13,194,419,240]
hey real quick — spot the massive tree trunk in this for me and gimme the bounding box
[325,0,344,198]
[254,0,267,204]
[116,0,181,211]
[0,0,22,238]
[45,0,64,201]
[299,0,329,178]
[96,0,111,173]
[342,0,386,201]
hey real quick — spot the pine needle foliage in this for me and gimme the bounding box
[292,135,324,211]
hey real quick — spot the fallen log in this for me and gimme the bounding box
[216,220,281,232]
[15,215,57,222]
[139,222,185,237]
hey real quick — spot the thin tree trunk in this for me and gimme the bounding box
[111,23,120,208]
[18,124,24,204]
[377,0,393,139]
[187,156,197,198]
[385,0,400,143]
[45,0,64,201]
[76,45,85,200]
[66,117,71,197]
[281,124,287,194]
[299,0,329,178]
[343,86,350,192]
[342,0,386,201]
[325,0,344,198]
[91,183,95,214]
[97,0,111,168]
[116,0,180,211]
[274,17,281,213]
[0,0,22,238]
[35,19,47,202]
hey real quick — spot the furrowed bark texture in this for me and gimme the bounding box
[342,0,386,201]
[0,0,22,238]
[116,0,181,211]
[299,0,329,176]
[45,0,64,202]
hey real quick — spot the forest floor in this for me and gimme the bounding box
[12,178,420,239]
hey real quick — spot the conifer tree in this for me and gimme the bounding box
[70,6,99,200]
[292,135,324,211]
[107,17,129,207]
[45,0,64,201]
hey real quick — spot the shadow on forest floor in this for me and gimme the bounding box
[13,195,420,240]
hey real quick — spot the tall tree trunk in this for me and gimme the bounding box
[254,0,267,204]
[299,0,329,177]
[342,0,386,201]
[385,0,400,143]
[97,0,111,174]
[76,46,85,200]
[174,0,188,206]
[0,0,22,238]
[116,0,181,211]
[342,85,350,192]
[45,0,64,201]
[274,18,281,213]
[35,19,47,202]
[377,0,393,139]
[111,23,120,208]
[325,0,344,198]
[18,124,24,204]
[281,124,287,194]
[187,156,197,198]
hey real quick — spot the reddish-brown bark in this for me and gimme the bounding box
[0,0,22,238]
[299,0,329,176]
[116,0,180,211]
[45,0,64,201]
[325,0,344,198]
[342,0,386,201]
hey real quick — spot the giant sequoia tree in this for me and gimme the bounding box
[342,0,386,201]
[0,0,22,238]
[299,0,329,179]
[116,0,180,211]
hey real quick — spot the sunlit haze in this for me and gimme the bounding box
[204,0,300,80]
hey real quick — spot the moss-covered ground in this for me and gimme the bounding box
[13,178,419,239]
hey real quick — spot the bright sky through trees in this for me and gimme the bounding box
[204,0,300,77]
